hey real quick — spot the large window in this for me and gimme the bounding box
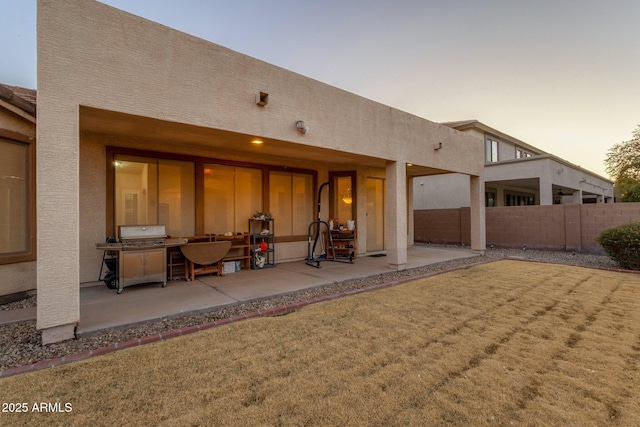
[110,149,316,241]
[0,138,31,260]
[114,155,195,237]
[204,164,262,234]
[269,171,313,237]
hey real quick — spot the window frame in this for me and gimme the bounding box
[106,147,316,242]
[0,131,36,265]
[515,146,532,159]
[113,154,196,238]
[268,170,316,239]
[485,137,499,163]
[328,171,357,224]
[203,163,263,235]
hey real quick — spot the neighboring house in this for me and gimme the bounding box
[23,0,486,344]
[0,84,36,296]
[413,120,614,210]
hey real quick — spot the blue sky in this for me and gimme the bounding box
[2,0,639,179]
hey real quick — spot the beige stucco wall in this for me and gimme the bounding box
[39,0,482,177]
[37,0,485,340]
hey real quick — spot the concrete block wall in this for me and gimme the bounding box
[414,208,469,244]
[579,203,640,252]
[415,203,640,254]
[486,205,566,250]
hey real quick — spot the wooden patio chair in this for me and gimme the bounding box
[179,241,232,281]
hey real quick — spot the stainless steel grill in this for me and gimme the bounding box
[97,225,170,294]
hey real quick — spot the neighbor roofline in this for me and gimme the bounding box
[442,120,547,156]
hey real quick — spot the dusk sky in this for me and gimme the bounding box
[2,0,639,179]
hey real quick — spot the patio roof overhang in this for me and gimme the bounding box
[485,178,610,200]
[80,106,452,177]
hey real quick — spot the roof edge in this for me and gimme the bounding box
[441,119,547,155]
[0,84,37,117]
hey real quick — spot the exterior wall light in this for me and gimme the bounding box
[295,120,309,135]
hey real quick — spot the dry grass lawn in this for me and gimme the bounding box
[1,260,639,426]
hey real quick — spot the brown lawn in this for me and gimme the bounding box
[1,260,639,426]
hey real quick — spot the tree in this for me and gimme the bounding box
[605,125,640,202]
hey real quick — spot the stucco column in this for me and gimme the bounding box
[36,103,80,344]
[539,176,553,205]
[37,4,80,343]
[386,161,407,270]
[572,189,582,204]
[407,175,414,246]
[495,185,505,207]
[469,175,486,254]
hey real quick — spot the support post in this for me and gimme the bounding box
[386,161,407,270]
[469,175,486,254]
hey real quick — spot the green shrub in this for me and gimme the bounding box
[597,222,640,270]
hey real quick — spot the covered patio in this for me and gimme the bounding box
[77,245,476,335]
[35,0,486,344]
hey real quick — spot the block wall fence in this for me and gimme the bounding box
[414,203,640,254]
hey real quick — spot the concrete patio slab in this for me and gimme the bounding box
[0,306,36,325]
[2,246,478,336]
[77,279,236,334]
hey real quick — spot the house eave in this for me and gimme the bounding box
[485,154,613,183]
[442,120,547,156]
[0,84,37,123]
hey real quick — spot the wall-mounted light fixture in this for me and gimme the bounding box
[295,120,309,135]
[341,187,352,205]
[434,142,443,151]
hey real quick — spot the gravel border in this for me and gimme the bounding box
[0,247,622,376]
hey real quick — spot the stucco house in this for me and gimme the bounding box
[4,0,487,344]
[0,84,36,296]
[413,120,614,210]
